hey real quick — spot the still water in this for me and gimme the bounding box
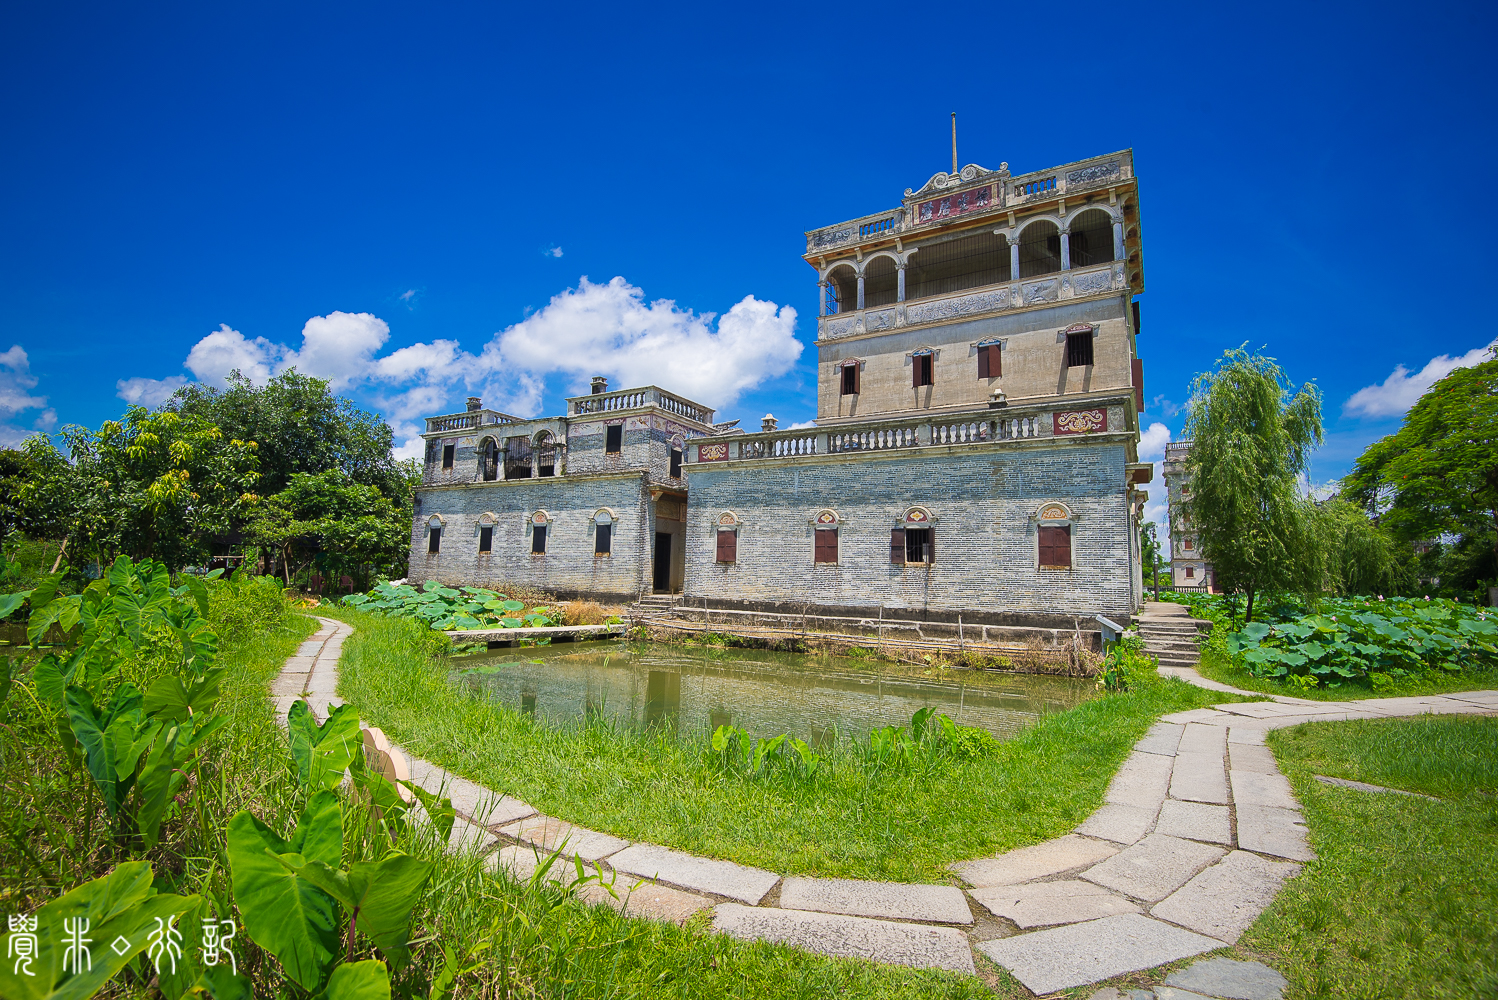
[452,640,1095,742]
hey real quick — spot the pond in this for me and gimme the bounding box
[452,640,1095,742]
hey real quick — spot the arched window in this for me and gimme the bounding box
[593,509,617,556]
[906,231,1009,301]
[426,514,445,554]
[479,438,499,481]
[863,256,898,308]
[1018,220,1062,278]
[826,263,857,314]
[812,509,840,564]
[529,510,550,555]
[535,431,556,477]
[716,511,740,564]
[477,512,497,552]
[1069,209,1115,268]
[891,506,935,565]
[1036,502,1074,568]
[505,435,532,479]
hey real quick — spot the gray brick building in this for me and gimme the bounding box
[409,146,1153,624]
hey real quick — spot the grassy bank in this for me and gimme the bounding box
[1244,716,1498,999]
[326,608,1236,882]
[1195,648,1498,701]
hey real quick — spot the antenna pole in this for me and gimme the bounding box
[950,112,958,174]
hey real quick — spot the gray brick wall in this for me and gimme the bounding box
[410,472,654,600]
[682,440,1136,622]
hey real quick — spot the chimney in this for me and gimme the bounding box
[466,396,481,412]
[761,413,778,433]
[590,376,609,395]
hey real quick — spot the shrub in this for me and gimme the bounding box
[562,600,613,626]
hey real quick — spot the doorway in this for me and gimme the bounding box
[653,532,672,592]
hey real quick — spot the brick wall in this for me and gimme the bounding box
[683,438,1137,622]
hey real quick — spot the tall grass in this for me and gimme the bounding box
[327,608,1238,882]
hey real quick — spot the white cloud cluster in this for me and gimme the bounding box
[0,345,52,446]
[117,277,802,461]
[1343,339,1497,418]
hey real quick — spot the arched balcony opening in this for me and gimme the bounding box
[826,264,857,314]
[504,435,532,479]
[863,256,898,308]
[535,431,557,477]
[479,437,500,482]
[1018,220,1062,278]
[1069,209,1115,268]
[906,230,1009,301]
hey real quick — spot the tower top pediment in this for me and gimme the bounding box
[903,163,1007,201]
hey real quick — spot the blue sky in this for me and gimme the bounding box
[2,0,1494,535]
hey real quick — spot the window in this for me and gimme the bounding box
[977,344,1001,379]
[605,424,623,453]
[716,529,737,563]
[426,440,439,465]
[1066,332,1094,368]
[536,432,556,477]
[669,448,682,478]
[479,439,499,481]
[478,525,492,552]
[890,528,905,564]
[912,354,934,388]
[428,527,442,553]
[814,528,838,563]
[1039,525,1071,568]
[905,527,933,564]
[595,523,611,556]
[531,525,547,554]
[1185,566,1195,579]
[1184,537,1193,550]
[505,436,532,479]
[441,443,455,469]
[840,364,859,395]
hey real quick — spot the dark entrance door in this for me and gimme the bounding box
[653,532,672,592]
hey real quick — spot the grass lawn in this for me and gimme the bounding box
[323,608,1238,882]
[1195,648,1498,701]
[1243,715,1498,999]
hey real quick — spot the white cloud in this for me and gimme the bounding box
[399,289,416,302]
[116,375,188,407]
[546,246,563,258]
[185,324,283,386]
[1343,339,1497,418]
[1138,421,1170,463]
[0,346,48,421]
[1142,490,1171,560]
[787,420,817,430]
[32,408,57,431]
[1149,394,1180,418]
[280,312,390,391]
[496,276,800,409]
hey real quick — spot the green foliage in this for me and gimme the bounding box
[1098,637,1156,693]
[250,469,412,587]
[288,701,364,791]
[204,568,290,643]
[1228,595,1497,687]
[344,579,562,632]
[1182,346,1325,619]
[1344,352,1498,577]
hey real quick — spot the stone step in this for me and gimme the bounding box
[712,903,975,973]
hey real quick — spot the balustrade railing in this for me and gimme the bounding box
[741,435,817,459]
[931,421,990,445]
[1015,176,1057,197]
[568,387,713,423]
[859,216,897,238]
[828,426,919,453]
[656,392,711,423]
[998,416,1039,439]
[425,409,517,433]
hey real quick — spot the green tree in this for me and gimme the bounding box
[1343,352,1498,580]
[18,408,260,571]
[250,469,412,587]
[1312,496,1406,596]
[1182,347,1324,621]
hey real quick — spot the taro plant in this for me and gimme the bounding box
[344,581,561,632]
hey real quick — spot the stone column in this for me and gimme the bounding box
[818,280,829,317]
[1008,235,1021,280]
[1113,219,1125,262]
[896,262,906,302]
[856,274,865,311]
[1060,228,1071,270]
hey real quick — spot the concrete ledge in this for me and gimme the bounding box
[713,903,976,973]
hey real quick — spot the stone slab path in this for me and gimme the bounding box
[277,615,1497,995]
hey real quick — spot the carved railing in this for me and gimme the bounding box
[828,426,919,453]
[567,386,714,424]
[998,416,1040,439]
[656,391,712,424]
[741,435,818,459]
[931,420,991,445]
[805,208,906,254]
[425,409,518,434]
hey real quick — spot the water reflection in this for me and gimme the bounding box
[454,641,1094,741]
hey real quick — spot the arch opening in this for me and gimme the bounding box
[535,431,556,477]
[505,435,532,479]
[826,264,857,314]
[1019,221,1062,277]
[479,437,499,481]
[906,231,1009,301]
[863,256,898,308]
[1069,209,1115,267]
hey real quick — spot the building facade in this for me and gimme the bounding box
[1162,440,1214,591]
[409,146,1154,625]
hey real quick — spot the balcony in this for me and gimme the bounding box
[424,409,521,434]
[688,397,1131,468]
[567,386,716,426]
[817,260,1127,341]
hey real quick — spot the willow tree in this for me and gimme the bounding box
[1182,348,1324,621]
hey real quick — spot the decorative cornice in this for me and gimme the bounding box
[904,163,999,200]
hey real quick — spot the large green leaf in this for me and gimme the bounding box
[178,574,211,619]
[0,590,30,620]
[318,959,390,1000]
[227,792,342,990]
[287,701,362,791]
[64,685,144,817]
[143,667,226,723]
[0,861,199,1000]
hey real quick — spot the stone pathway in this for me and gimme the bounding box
[276,615,1498,995]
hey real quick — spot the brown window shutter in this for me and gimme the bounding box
[814,529,838,563]
[1132,358,1145,411]
[852,363,860,394]
[928,527,934,563]
[912,357,921,389]
[1039,525,1072,568]
[890,528,905,564]
[977,347,990,380]
[992,344,1002,377]
[716,529,736,563]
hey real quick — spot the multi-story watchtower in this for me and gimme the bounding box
[681,148,1152,626]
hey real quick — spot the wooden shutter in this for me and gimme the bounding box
[991,344,1002,377]
[912,356,921,388]
[927,527,934,563]
[814,529,838,563]
[716,529,736,563]
[890,528,905,564]
[977,346,990,379]
[1132,358,1144,411]
[850,363,860,394]
[1039,525,1071,567]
